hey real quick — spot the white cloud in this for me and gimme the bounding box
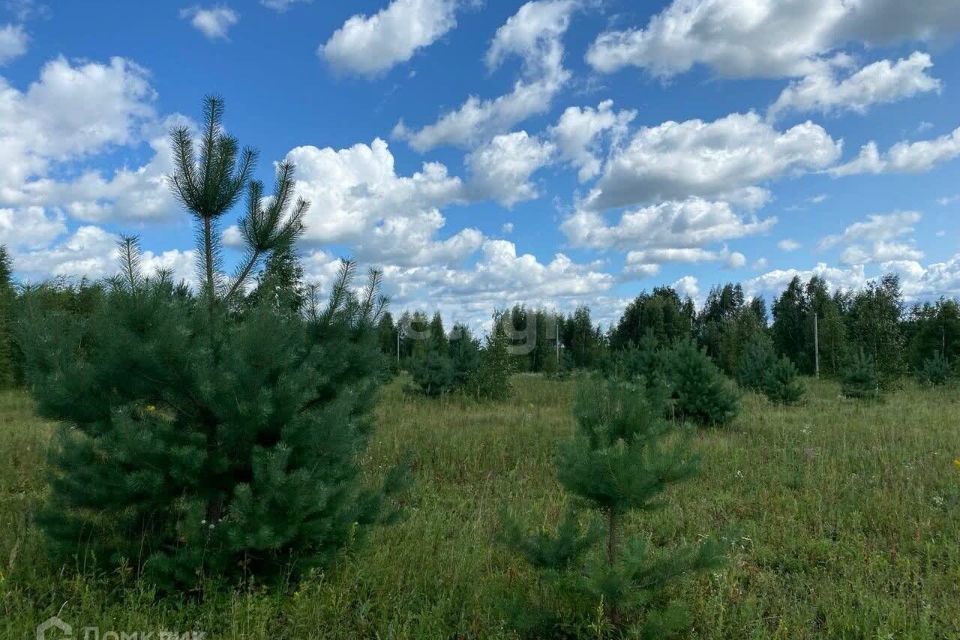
[0,23,28,65]
[830,126,960,176]
[501,222,514,233]
[778,239,801,252]
[769,52,941,119]
[485,0,575,71]
[819,210,923,265]
[383,239,614,310]
[584,112,841,211]
[746,262,868,299]
[393,0,575,151]
[586,0,960,79]
[465,131,555,206]
[180,5,239,40]
[672,275,699,300]
[938,194,960,206]
[839,241,923,265]
[820,210,921,247]
[281,138,481,267]
[0,56,158,207]
[260,0,309,11]
[0,206,65,250]
[562,198,776,254]
[549,100,635,182]
[747,254,960,303]
[321,0,456,76]
[624,246,745,276]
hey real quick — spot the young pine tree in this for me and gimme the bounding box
[664,340,740,426]
[841,349,881,400]
[917,350,951,387]
[502,378,723,637]
[17,97,405,590]
[449,322,481,389]
[472,311,513,400]
[735,333,777,392]
[762,356,806,405]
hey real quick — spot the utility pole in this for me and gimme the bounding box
[555,316,560,370]
[813,313,820,379]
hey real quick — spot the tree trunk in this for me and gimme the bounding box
[605,507,622,629]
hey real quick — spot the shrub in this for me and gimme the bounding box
[763,356,806,404]
[665,340,740,426]
[409,349,456,397]
[501,378,722,637]
[736,334,777,391]
[16,97,405,591]
[917,351,951,387]
[842,349,881,400]
[472,312,513,400]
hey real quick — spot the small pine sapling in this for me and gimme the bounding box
[665,340,740,426]
[842,349,881,400]
[917,351,951,387]
[762,356,806,404]
[501,378,723,637]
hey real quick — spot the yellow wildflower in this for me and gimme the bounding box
[954,457,960,472]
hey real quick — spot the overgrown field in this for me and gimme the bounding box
[2,376,960,639]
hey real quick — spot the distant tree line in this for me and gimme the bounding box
[377,272,956,401]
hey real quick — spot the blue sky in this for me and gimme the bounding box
[2,0,960,330]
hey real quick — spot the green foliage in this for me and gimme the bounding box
[501,378,723,637]
[15,97,403,591]
[449,323,481,389]
[846,275,905,387]
[842,349,881,400]
[664,341,740,426]
[602,331,664,387]
[736,334,777,392]
[905,298,960,371]
[0,246,13,388]
[472,312,513,400]
[763,356,806,405]
[409,350,456,396]
[610,287,694,350]
[916,350,951,387]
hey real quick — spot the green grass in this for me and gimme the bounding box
[2,377,959,638]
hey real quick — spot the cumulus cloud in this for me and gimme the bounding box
[384,238,614,310]
[586,0,960,79]
[180,5,239,40]
[819,210,923,265]
[393,0,575,151]
[279,138,481,267]
[769,52,942,118]
[0,206,65,250]
[830,126,960,176]
[778,239,801,252]
[583,112,841,211]
[0,23,28,65]
[465,131,555,206]
[672,275,700,301]
[747,253,960,303]
[562,198,775,262]
[549,100,636,182]
[624,247,746,277]
[321,0,457,77]
[0,57,181,225]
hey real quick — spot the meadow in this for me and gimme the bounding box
[2,375,959,639]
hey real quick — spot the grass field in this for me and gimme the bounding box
[2,376,960,639]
